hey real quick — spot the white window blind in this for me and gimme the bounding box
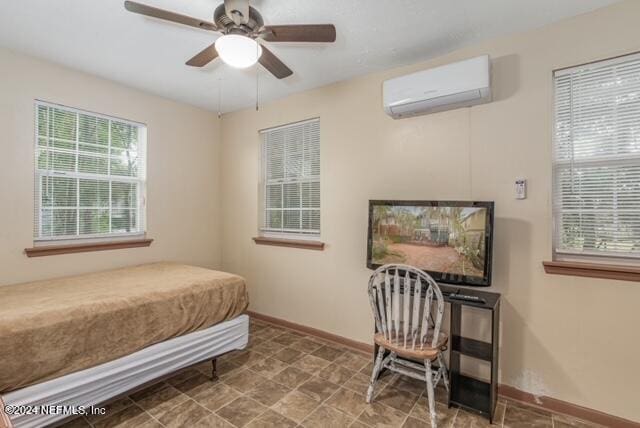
[261,119,320,237]
[34,101,147,241]
[553,53,640,261]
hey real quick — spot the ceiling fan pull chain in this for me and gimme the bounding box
[255,44,260,112]
[218,78,223,119]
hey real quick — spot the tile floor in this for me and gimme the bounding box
[59,319,601,428]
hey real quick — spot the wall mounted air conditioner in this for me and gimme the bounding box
[383,55,491,119]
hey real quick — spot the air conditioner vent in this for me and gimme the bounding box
[383,55,491,119]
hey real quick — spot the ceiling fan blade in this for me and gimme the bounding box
[261,25,336,43]
[259,45,293,79]
[224,0,250,25]
[124,1,217,31]
[186,43,219,67]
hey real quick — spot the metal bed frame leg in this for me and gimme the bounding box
[211,359,219,381]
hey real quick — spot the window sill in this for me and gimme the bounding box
[542,260,640,282]
[253,236,325,251]
[25,238,153,257]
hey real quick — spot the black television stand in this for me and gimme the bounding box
[439,284,501,423]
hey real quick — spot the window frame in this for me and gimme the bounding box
[259,118,321,241]
[33,100,148,244]
[551,52,640,266]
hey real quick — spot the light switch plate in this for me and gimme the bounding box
[515,179,527,199]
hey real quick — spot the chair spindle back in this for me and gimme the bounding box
[368,264,444,350]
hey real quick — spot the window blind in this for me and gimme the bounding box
[261,119,320,236]
[553,53,640,260]
[34,102,147,241]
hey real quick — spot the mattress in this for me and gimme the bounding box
[0,262,249,393]
[3,314,249,428]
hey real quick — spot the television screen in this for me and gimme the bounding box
[367,200,494,287]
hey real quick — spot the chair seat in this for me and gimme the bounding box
[374,331,448,360]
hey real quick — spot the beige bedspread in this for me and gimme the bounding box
[0,262,248,393]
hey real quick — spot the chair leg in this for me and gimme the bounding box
[366,347,385,403]
[437,353,449,392]
[424,359,437,428]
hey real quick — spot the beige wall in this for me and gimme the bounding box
[220,1,640,421]
[0,47,222,285]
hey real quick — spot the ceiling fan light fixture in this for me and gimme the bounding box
[215,34,262,68]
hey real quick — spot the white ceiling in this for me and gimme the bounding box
[0,0,619,113]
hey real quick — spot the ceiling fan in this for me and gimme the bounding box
[124,0,336,79]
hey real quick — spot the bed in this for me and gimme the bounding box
[0,262,250,428]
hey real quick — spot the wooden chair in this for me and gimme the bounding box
[366,264,449,428]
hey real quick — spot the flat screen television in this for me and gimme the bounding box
[367,200,494,287]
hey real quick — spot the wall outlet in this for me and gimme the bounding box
[515,179,527,199]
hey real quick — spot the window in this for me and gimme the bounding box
[553,53,640,263]
[261,119,320,238]
[34,101,147,242]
